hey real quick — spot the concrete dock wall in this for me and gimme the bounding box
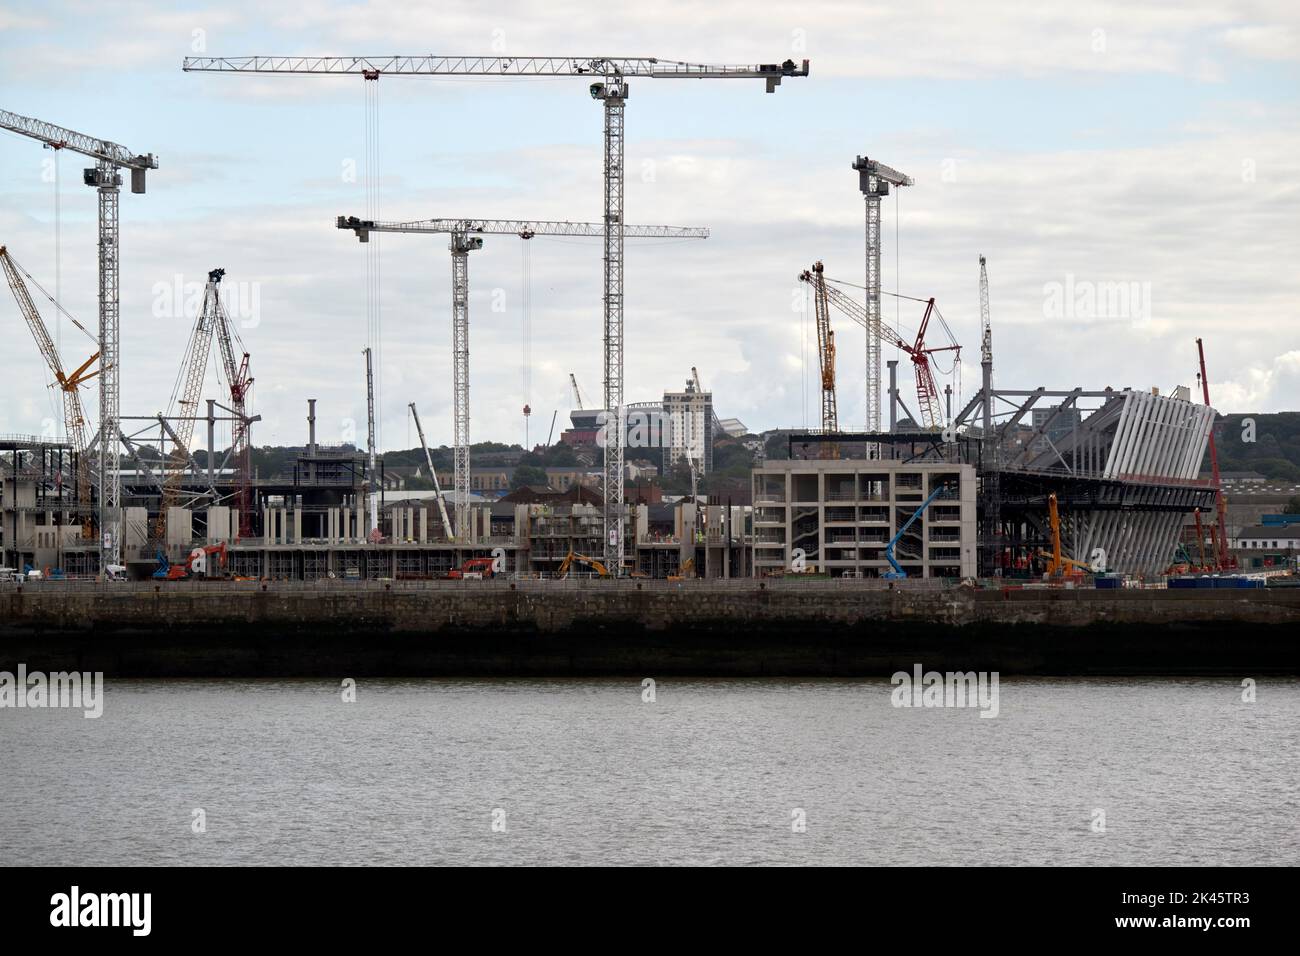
[1,582,1297,676]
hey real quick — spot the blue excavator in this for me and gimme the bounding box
[884,483,952,580]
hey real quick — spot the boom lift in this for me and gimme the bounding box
[883,482,952,579]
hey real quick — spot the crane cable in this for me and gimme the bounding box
[522,237,532,446]
[364,75,383,451]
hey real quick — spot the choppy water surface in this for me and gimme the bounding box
[3,677,1296,865]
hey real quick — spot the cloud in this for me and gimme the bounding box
[2,1,1298,450]
[1220,24,1300,61]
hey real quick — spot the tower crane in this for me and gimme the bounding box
[805,263,839,449]
[363,347,380,541]
[570,373,587,411]
[409,402,453,541]
[797,266,960,431]
[851,156,912,434]
[978,254,994,444]
[0,109,157,568]
[157,268,224,538]
[978,255,993,372]
[0,246,98,534]
[186,55,805,571]
[336,215,708,544]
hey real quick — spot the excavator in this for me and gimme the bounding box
[1038,493,1093,579]
[667,557,695,582]
[555,551,611,579]
[153,542,229,581]
[446,557,496,580]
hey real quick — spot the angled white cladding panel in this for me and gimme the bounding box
[1072,506,1193,577]
[1100,392,1131,478]
[1099,391,1216,484]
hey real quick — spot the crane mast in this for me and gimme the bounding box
[0,109,156,570]
[337,215,708,547]
[157,268,223,538]
[806,262,839,445]
[852,156,912,436]
[212,296,254,538]
[408,402,453,541]
[0,246,99,533]
[978,255,993,370]
[570,373,586,410]
[187,56,803,571]
[363,347,379,539]
[1196,338,1231,570]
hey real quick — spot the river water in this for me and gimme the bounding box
[3,677,1296,866]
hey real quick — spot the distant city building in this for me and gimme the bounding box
[664,379,713,475]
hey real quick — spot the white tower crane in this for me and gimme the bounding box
[979,254,994,439]
[851,155,912,436]
[0,109,156,570]
[336,215,708,545]
[185,55,805,570]
[363,347,379,539]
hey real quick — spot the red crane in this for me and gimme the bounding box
[213,294,254,538]
[1196,338,1232,570]
[798,266,960,429]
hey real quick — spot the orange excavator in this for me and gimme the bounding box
[446,557,497,580]
[153,542,228,580]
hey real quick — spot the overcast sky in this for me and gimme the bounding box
[1,0,1297,454]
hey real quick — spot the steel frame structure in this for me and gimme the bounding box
[952,386,1218,576]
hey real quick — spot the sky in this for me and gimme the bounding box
[0,0,1297,455]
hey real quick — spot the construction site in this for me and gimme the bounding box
[0,57,1256,591]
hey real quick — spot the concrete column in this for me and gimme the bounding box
[293,508,302,544]
[419,507,428,543]
[342,506,351,543]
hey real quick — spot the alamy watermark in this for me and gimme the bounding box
[0,664,103,718]
[50,886,150,936]
[1043,274,1151,324]
[890,663,1000,718]
[152,274,262,329]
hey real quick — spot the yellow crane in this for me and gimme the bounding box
[555,551,611,579]
[0,245,99,536]
[1039,493,1092,578]
[801,263,838,457]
